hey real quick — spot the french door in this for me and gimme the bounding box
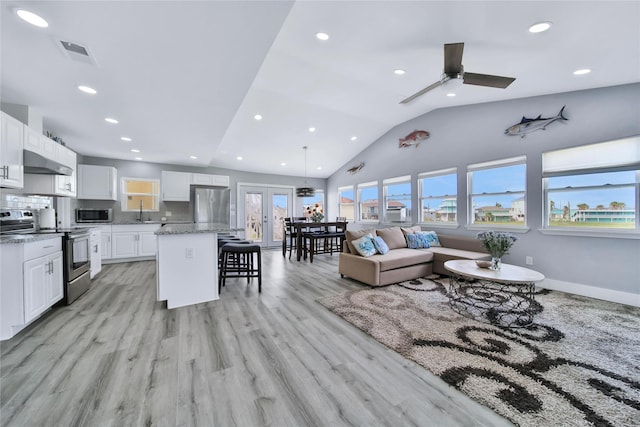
[238,184,294,247]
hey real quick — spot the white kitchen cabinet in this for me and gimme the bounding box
[111,224,159,259]
[78,164,118,200]
[96,225,112,260]
[89,228,102,278]
[191,173,229,187]
[23,251,63,323]
[1,236,62,340]
[0,111,24,189]
[161,171,191,201]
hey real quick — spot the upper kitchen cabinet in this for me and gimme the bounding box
[0,111,24,189]
[192,173,229,187]
[161,171,191,202]
[78,165,118,200]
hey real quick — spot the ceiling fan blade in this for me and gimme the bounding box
[463,72,515,88]
[399,80,444,104]
[444,42,464,75]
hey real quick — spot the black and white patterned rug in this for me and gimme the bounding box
[319,277,640,426]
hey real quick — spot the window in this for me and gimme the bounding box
[338,186,355,221]
[121,178,160,212]
[383,176,411,223]
[357,181,378,222]
[302,190,324,218]
[418,168,457,224]
[543,136,639,232]
[468,156,526,227]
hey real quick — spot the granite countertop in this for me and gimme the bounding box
[0,233,63,245]
[156,223,243,236]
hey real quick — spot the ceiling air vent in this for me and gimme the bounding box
[56,39,98,66]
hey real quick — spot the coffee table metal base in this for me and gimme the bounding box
[447,273,542,328]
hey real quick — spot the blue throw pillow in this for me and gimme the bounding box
[351,235,377,257]
[421,231,441,247]
[406,233,431,249]
[372,236,390,255]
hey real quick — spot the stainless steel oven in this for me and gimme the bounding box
[64,229,91,304]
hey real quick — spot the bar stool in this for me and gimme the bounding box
[218,243,262,293]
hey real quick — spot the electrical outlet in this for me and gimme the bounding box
[185,248,194,258]
[165,211,172,217]
[526,256,533,265]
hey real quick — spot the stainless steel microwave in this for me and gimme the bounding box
[76,208,112,223]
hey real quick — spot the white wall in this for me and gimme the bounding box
[327,83,640,303]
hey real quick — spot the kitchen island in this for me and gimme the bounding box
[155,223,242,309]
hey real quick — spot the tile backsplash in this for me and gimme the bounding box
[1,193,53,210]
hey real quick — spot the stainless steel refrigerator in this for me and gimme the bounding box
[193,187,231,225]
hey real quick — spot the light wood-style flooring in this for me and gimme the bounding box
[1,249,513,426]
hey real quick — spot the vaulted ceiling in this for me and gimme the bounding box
[2,1,639,178]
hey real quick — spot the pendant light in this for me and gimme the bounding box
[296,146,315,197]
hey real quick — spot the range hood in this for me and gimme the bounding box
[23,150,72,176]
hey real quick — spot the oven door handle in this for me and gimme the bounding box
[68,232,90,240]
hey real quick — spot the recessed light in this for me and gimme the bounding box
[573,68,591,75]
[78,85,97,95]
[190,155,198,160]
[317,166,322,170]
[16,9,48,28]
[308,127,316,132]
[394,69,406,75]
[254,114,262,121]
[237,156,243,161]
[135,157,142,161]
[350,136,357,141]
[131,149,140,153]
[446,92,456,97]
[316,32,329,41]
[529,21,552,33]
[105,117,118,124]
[281,162,286,166]
[121,137,132,142]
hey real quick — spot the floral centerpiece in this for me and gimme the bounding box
[476,231,518,270]
[306,203,324,222]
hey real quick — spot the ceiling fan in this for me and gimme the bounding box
[400,42,515,104]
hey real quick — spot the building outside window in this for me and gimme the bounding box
[418,168,457,224]
[121,178,159,212]
[357,181,378,222]
[467,156,526,227]
[338,186,355,221]
[543,136,639,232]
[383,176,411,223]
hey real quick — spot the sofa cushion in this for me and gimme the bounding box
[345,228,375,254]
[406,233,431,249]
[421,231,441,247]
[376,227,407,250]
[372,236,390,255]
[351,234,377,257]
[401,225,422,235]
[376,248,433,271]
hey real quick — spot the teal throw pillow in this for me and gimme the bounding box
[406,233,431,249]
[351,234,377,257]
[372,236,390,255]
[421,231,441,247]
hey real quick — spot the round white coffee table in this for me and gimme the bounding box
[444,260,545,327]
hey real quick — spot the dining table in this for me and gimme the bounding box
[293,221,347,261]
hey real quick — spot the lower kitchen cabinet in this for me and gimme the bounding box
[23,251,63,323]
[110,224,159,259]
[89,228,102,278]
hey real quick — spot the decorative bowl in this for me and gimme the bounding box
[475,260,492,268]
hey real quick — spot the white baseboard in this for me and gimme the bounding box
[538,278,640,308]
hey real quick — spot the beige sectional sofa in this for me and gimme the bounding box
[338,226,489,287]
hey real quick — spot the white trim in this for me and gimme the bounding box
[418,167,457,178]
[467,155,527,171]
[382,175,411,185]
[538,227,640,239]
[538,278,640,308]
[466,224,530,234]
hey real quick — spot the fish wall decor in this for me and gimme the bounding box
[347,161,365,174]
[399,130,429,148]
[505,106,568,138]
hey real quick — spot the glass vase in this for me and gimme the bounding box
[490,257,502,271]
